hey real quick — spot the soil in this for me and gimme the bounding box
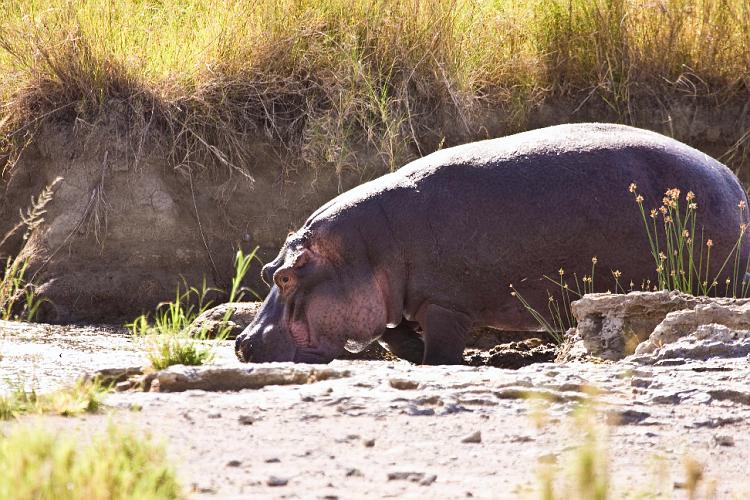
[2,321,750,498]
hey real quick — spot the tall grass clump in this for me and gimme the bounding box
[128,247,259,369]
[0,256,45,321]
[0,178,59,321]
[0,424,181,500]
[1,1,749,179]
[629,183,750,297]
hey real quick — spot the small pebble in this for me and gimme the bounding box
[713,434,735,447]
[461,431,482,444]
[267,475,289,487]
[238,415,256,425]
[387,472,424,482]
[207,412,222,419]
[265,457,281,463]
[345,468,363,477]
[226,460,242,467]
[363,438,375,448]
[389,378,420,390]
[420,474,437,486]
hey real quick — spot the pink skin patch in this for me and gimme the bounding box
[289,320,311,347]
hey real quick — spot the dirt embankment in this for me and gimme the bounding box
[1,97,749,323]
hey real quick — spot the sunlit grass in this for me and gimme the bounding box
[1,1,749,178]
[0,378,109,420]
[0,423,181,500]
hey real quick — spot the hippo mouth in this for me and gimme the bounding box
[287,299,340,363]
[287,297,312,347]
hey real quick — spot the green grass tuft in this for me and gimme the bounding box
[0,423,181,500]
[128,247,260,369]
[0,378,109,420]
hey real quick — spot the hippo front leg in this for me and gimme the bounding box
[416,304,471,365]
[378,321,424,364]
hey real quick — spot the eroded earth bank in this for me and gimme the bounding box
[2,292,750,498]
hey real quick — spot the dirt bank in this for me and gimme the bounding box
[2,97,749,322]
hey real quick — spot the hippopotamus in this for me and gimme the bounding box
[236,123,750,365]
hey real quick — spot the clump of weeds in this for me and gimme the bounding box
[128,247,260,370]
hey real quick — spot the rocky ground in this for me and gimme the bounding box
[2,309,750,499]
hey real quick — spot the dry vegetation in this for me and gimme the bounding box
[0,0,749,179]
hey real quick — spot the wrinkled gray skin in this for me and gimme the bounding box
[236,123,750,365]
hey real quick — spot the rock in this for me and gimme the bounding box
[345,468,364,477]
[188,302,262,339]
[389,378,420,390]
[631,325,750,364]
[267,475,289,487]
[265,457,281,463]
[461,431,482,443]
[147,365,351,392]
[562,291,705,361]
[636,302,750,354]
[560,291,750,362]
[363,439,375,448]
[226,460,242,467]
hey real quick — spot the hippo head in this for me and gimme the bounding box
[235,230,388,364]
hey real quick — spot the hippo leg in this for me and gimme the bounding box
[378,320,424,364]
[417,304,471,365]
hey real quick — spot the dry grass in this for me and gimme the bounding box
[0,0,749,180]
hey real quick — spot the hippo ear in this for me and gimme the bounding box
[293,248,311,269]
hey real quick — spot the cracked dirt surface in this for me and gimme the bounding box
[2,321,750,499]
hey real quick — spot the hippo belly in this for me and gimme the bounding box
[236,123,750,365]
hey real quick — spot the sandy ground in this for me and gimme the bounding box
[2,320,750,499]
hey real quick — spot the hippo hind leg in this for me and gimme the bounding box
[378,320,424,364]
